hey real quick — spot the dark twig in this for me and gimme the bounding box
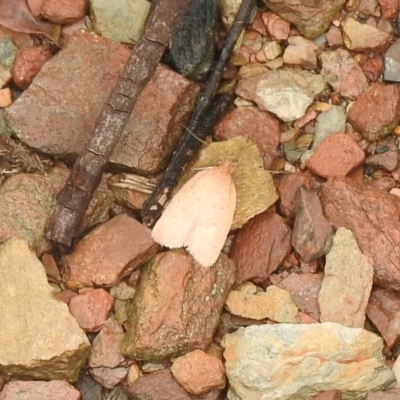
[47,0,193,250]
[141,0,256,227]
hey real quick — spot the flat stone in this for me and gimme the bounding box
[236,69,327,122]
[0,380,80,400]
[230,208,292,285]
[277,272,323,321]
[89,318,125,368]
[347,82,400,141]
[308,133,365,178]
[225,283,299,322]
[0,238,90,381]
[69,288,115,332]
[213,107,280,169]
[0,167,112,256]
[384,39,400,82]
[283,36,318,68]
[367,288,400,348]
[89,367,127,390]
[40,0,86,24]
[365,136,399,172]
[343,17,392,52]
[263,0,347,39]
[320,49,368,99]
[62,214,158,287]
[318,227,374,328]
[171,350,226,395]
[222,323,396,400]
[292,187,333,262]
[121,250,235,361]
[90,0,151,44]
[319,178,400,291]
[4,32,199,174]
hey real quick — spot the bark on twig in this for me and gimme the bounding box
[47,0,193,250]
[141,0,256,227]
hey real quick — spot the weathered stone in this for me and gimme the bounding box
[230,209,292,285]
[236,69,327,122]
[4,32,199,174]
[171,350,226,395]
[292,187,333,262]
[343,17,392,52]
[319,178,400,291]
[308,133,365,179]
[213,107,280,169]
[325,26,343,48]
[121,250,235,361]
[320,49,368,99]
[384,39,400,82]
[40,0,86,24]
[377,0,399,19]
[318,228,374,328]
[365,136,399,172]
[89,367,127,389]
[225,283,299,322]
[62,214,158,287]
[283,36,318,68]
[262,12,290,41]
[367,288,400,348]
[0,238,90,381]
[347,82,400,141]
[277,273,323,321]
[263,0,347,39]
[314,390,342,400]
[0,380,81,400]
[222,323,396,400]
[363,54,384,82]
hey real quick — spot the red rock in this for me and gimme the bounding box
[277,273,323,321]
[320,49,368,99]
[325,26,343,47]
[366,137,399,172]
[369,176,396,192]
[367,288,400,348]
[307,133,365,179]
[69,288,114,332]
[121,251,235,361]
[249,12,268,36]
[62,214,158,287]
[319,177,400,291]
[213,107,280,169]
[0,380,80,400]
[89,367,127,389]
[27,0,44,17]
[292,187,333,262]
[171,350,226,395]
[347,82,400,141]
[0,88,11,107]
[362,54,384,82]
[261,12,290,41]
[366,388,400,399]
[54,289,77,304]
[40,0,87,24]
[127,368,222,400]
[314,390,341,400]
[377,0,399,19]
[12,46,53,89]
[230,209,292,285]
[276,172,315,219]
[294,108,318,129]
[41,253,61,281]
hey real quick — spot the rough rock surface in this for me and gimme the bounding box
[62,214,158,287]
[0,238,90,381]
[121,250,235,361]
[318,227,374,328]
[222,323,396,400]
[319,178,400,291]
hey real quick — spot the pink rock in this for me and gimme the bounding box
[367,288,400,348]
[40,0,87,24]
[365,388,400,399]
[347,82,400,141]
[325,26,343,47]
[171,350,226,395]
[0,380,80,400]
[62,214,158,287]
[213,107,280,169]
[357,0,381,16]
[41,253,61,281]
[69,288,114,332]
[89,367,127,389]
[308,133,365,179]
[54,289,77,304]
[361,54,384,82]
[377,0,399,19]
[314,390,341,400]
[89,318,125,368]
[261,12,290,41]
[292,187,333,262]
[12,46,53,89]
[230,209,292,285]
[365,137,399,172]
[249,12,268,36]
[27,0,45,17]
[283,36,318,68]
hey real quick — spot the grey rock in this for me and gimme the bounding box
[384,39,400,82]
[318,228,374,328]
[0,38,17,70]
[222,323,395,400]
[0,238,90,381]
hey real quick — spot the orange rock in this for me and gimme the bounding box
[0,88,12,107]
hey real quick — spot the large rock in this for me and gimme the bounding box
[0,238,90,381]
[222,323,395,400]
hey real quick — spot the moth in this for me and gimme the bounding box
[151,160,236,267]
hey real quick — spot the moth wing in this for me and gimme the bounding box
[151,168,216,248]
[185,165,236,267]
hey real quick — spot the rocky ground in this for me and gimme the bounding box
[1,0,400,399]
